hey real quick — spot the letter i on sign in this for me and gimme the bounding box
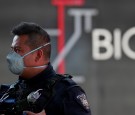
[52,0,85,73]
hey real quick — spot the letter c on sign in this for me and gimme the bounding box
[122,27,135,59]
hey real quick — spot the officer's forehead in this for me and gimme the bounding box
[11,35,30,49]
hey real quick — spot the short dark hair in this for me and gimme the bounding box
[11,22,51,59]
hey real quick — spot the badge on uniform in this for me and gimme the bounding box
[76,93,90,112]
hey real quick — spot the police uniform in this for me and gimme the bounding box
[0,63,91,115]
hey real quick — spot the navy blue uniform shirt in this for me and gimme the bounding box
[1,63,91,115]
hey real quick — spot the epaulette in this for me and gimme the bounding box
[54,74,80,93]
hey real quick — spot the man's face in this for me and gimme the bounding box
[11,35,37,68]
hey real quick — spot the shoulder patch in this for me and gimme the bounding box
[76,93,90,112]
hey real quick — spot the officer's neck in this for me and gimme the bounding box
[19,67,47,79]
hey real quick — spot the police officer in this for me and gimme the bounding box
[3,22,91,115]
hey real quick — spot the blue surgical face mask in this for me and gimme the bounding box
[6,43,50,75]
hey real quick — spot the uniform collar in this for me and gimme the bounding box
[19,63,56,86]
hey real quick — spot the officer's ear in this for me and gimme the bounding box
[35,49,44,62]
